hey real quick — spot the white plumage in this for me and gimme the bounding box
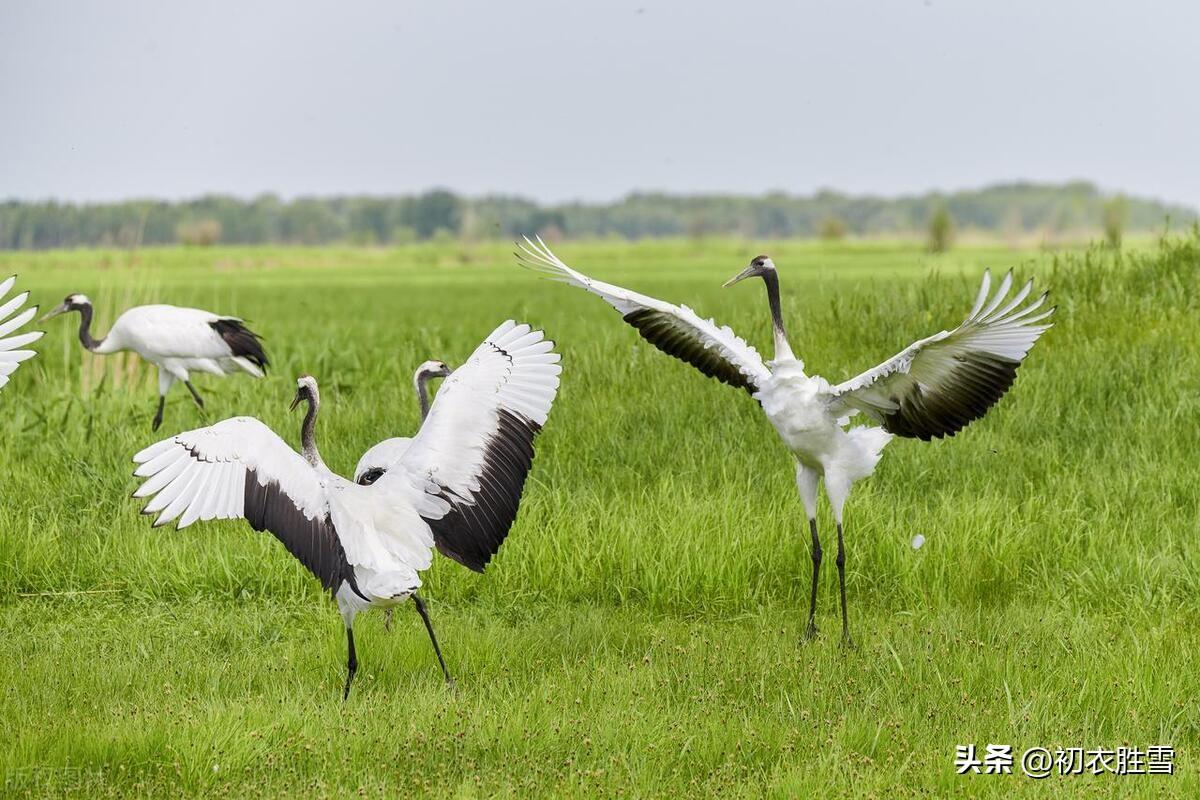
[0,276,44,392]
[96,305,266,377]
[130,320,561,697]
[41,295,268,430]
[518,237,1052,645]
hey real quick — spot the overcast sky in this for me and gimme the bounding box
[4,0,1198,207]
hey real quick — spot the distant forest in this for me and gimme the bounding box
[1,182,1193,250]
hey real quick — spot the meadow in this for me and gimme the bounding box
[1,234,1197,797]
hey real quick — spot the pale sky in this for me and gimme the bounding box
[3,0,1198,207]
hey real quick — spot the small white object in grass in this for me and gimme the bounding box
[911,534,926,550]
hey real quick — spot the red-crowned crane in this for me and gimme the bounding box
[518,237,1052,646]
[130,321,560,698]
[0,276,45,392]
[40,295,268,430]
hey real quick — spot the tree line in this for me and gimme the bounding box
[0,182,1192,250]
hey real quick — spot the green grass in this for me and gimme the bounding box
[1,235,1197,797]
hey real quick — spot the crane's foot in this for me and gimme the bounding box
[803,622,819,642]
[840,633,857,651]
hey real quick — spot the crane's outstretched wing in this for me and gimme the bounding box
[0,276,44,392]
[382,320,561,572]
[131,417,357,594]
[516,236,770,394]
[826,270,1054,440]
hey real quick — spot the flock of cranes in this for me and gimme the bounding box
[5,243,1052,696]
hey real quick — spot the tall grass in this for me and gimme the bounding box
[1,235,1197,796]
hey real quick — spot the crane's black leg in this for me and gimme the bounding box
[342,624,358,701]
[151,396,165,431]
[412,594,452,685]
[184,380,205,409]
[805,518,821,641]
[383,608,394,632]
[836,522,854,648]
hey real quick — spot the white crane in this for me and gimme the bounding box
[130,321,560,698]
[0,276,45,392]
[40,295,268,430]
[517,238,1052,646]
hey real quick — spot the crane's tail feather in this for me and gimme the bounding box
[210,318,269,372]
[845,425,894,482]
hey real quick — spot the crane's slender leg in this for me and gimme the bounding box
[412,594,452,685]
[796,464,821,641]
[153,368,175,431]
[383,608,394,631]
[825,471,855,649]
[835,522,852,648]
[151,396,166,431]
[807,518,821,638]
[184,380,205,409]
[343,624,358,701]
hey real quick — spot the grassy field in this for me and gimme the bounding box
[1,235,1197,797]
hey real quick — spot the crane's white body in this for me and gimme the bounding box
[0,276,44,391]
[97,304,264,388]
[756,363,894,521]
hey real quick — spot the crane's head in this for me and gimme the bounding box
[38,293,91,322]
[723,256,776,289]
[290,374,320,412]
[414,360,453,382]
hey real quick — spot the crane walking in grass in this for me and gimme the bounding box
[130,321,560,698]
[517,237,1052,646]
[0,276,45,393]
[40,295,268,430]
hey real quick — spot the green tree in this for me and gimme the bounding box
[818,216,847,241]
[407,190,462,239]
[927,205,954,253]
[1103,195,1128,248]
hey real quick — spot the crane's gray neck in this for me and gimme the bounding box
[299,395,325,469]
[761,270,795,362]
[415,373,433,419]
[75,303,104,351]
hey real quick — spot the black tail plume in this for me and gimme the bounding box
[210,318,269,371]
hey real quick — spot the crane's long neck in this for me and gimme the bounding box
[762,270,795,362]
[300,396,326,469]
[76,304,104,351]
[415,373,433,419]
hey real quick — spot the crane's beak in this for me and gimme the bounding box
[289,390,303,412]
[437,364,454,379]
[38,303,69,322]
[723,264,759,288]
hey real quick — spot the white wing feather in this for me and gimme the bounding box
[390,319,561,504]
[516,237,769,393]
[132,416,446,597]
[132,417,325,526]
[826,269,1054,438]
[0,276,44,391]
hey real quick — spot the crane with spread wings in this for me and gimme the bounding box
[131,320,561,697]
[518,238,1051,646]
